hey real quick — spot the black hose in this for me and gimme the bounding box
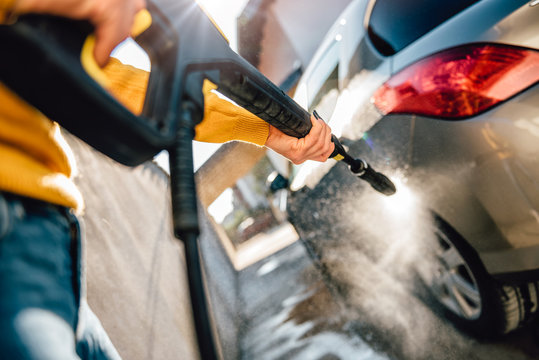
[182,232,218,360]
[169,100,218,360]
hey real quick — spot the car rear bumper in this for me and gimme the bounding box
[481,244,539,283]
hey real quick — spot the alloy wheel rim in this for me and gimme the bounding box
[430,229,482,320]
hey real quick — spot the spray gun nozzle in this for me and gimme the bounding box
[349,158,366,175]
[312,110,397,196]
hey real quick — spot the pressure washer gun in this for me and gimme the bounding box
[0,0,395,358]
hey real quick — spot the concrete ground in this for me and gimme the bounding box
[233,224,539,360]
[236,239,390,360]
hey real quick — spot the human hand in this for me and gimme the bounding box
[265,115,335,165]
[12,0,146,67]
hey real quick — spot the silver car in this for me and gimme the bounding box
[279,0,539,337]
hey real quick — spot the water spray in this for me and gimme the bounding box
[313,111,396,196]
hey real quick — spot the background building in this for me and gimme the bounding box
[238,0,353,86]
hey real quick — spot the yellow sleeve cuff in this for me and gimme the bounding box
[195,80,269,146]
[102,57,149,115]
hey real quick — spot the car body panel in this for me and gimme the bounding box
[290,0,539,279]
[404,87,539,275]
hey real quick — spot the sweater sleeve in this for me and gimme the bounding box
[195,80,269,146]
[103,58,149,115]
[103,59,269,146]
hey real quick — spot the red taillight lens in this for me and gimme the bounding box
[372,43,539,119]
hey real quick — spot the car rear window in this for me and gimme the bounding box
[367,0,481,56]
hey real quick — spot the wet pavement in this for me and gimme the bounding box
[237,240,391,360]
[233,150,539,360]
[232,152,539,359]
[236,236,539,360]
[195,137,539,359]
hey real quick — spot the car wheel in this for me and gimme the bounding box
[422,216,539,337]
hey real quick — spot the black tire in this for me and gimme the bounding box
[421,216,539,338]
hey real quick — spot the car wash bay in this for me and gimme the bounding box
[71,120,539,360]
[199,202,539,360]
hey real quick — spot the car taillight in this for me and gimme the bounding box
[372,43,539,119]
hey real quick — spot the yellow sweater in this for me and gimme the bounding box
[0,5,270,211]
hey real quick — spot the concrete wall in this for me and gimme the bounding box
[68,135,241,360]
[198,209,242,360]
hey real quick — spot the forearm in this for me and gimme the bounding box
[102,63,270,145]
[102,60,334,163]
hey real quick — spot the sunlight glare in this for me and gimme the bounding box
[195,0,250,51]
[208,188,234,223]
[380,176,417,216]
[113,0,250,172]
[112,39,150,71]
